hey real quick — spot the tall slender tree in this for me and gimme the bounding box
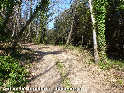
[66,0,79,45]
[89,0,99,63]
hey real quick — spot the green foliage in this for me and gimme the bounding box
[0,0,50,44]
[116,79,123,85]
[28,3,49,44]
[93,0,108,60]
[105,0,124,59]
[0,56,28,88]
[56,61,72,92]
[117,0,124,10]
[0,0,16,42]
[50,0,92,47]
[56,61,66,77]
[98,58,124,70]
[93,0,124,61]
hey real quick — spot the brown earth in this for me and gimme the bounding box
[21,43,124,93]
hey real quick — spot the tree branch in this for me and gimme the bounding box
[18,0,49,39]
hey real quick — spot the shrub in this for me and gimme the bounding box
[0,56,28,88]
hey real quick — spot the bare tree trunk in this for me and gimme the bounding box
[9,3,21,55]
[66,20,74,45]
[81,35,83,46]
[29,0,33,42]
[18,0,49,39]
[66,0,79,45]
[89,0,99,63]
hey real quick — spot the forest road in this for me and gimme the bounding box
[24,44,119,93]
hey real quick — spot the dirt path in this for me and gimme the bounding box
[23,44,123,93]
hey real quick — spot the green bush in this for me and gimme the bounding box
[0,56,28,88]
[98,58,124,70]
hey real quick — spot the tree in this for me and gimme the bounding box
[89,0,99,63]
[66,0,79,45]
[106,0,124,59]
[92,0,108,62]
[51,0,93,47]
[0,0,49,55]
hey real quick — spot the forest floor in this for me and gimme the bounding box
[21,43,124,93]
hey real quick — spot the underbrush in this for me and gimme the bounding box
[99,58,124,87]
[63,45,124,87]
[0,56,28,92]
[62,45,94,63]
[62,45,124,70]
[56,61,72,92]
[99,58,124,71]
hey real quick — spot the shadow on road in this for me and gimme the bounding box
[28,63,57,82]
[18,49,63,66]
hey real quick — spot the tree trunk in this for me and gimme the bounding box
[18,0,49,39]
[29,0,33,42]
[66,20,74,45]
[10,3,21,55]
[66,0,79,45]
[89,0,99,63]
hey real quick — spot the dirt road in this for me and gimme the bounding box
[23,44,123,93]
